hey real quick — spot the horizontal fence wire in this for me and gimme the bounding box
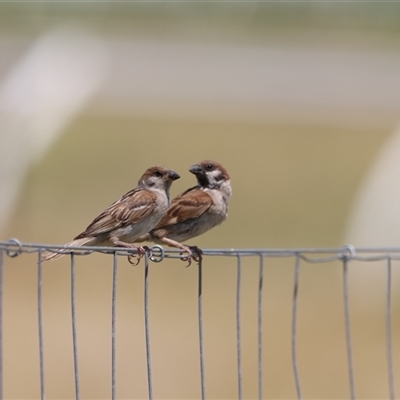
[0,239,398,400]
[7,238,400,256]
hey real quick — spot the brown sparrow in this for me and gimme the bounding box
[41,166,180,262]
[137,160,232,263]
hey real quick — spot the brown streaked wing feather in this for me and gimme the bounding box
[75,189,157,238]
[156,188,212,228]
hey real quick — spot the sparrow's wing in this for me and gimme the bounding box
[156,187,212,228]
[74,188,157,238]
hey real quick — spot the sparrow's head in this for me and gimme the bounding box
[139,166,180,191]
[189,160,231,191]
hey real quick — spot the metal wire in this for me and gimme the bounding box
[342,257,356,400]
[236,254,243,400]
[1,240,399,400]
[144,254,153,400]
[0,250,3,400]
[292,254,302,400]
[198,259,206,400]
[8,239,400,256]
[386,257,396,400]
[70,253,80,400]
[257,255,264,400]
[37,250,45,400]
[111,252,118,400]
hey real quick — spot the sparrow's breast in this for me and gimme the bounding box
[116,195,169,243]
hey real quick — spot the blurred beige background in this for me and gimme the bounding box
[1,3,400,399]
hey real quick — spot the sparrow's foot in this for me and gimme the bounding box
[180,252,192,267]
[127,245,152,265]
[178,245,193,267]
[110,238,151,265]
[179,245,202,267]
[189,246,203,263]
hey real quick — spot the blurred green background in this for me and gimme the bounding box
[1,2,400,399]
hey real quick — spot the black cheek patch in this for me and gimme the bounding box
[197,175,209,187]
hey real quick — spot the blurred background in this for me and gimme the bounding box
[1,2,400,399]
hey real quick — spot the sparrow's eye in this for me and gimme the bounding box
[206,164,214,170]
[153,170,163,178]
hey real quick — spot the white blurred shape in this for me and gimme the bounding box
[345,123,400,311]
[0,25,107,232]
[346,122,400,247]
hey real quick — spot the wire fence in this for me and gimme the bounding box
[0,239,398,400]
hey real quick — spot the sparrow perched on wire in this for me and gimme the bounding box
[41,166,180,263]
[137,160,232,264]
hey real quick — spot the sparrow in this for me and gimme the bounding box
[41,166,180,263]
[137,160,232,264]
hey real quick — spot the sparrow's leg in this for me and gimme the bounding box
[109,237,150,265]
[158,237,198,266]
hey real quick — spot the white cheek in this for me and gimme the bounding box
[207,170,222,185]
[209,170,221,178]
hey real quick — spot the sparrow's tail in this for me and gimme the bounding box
[41,237,94,262]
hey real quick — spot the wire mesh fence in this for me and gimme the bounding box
[0,239,398,400]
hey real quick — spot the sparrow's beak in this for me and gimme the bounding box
[168,170,180,181]
[189,164,204,175]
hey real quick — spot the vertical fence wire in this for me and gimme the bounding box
[236,254,243,400]
[342,258,356,400]
[257,255,264,400]
[37,250,45,400]
[70,253,80,400]
[144,254,153,400]
[386,257,396,400]
[291,254,302,400]
[0,250,3,400]
[111,252,118,400]
[198,259,206,400]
